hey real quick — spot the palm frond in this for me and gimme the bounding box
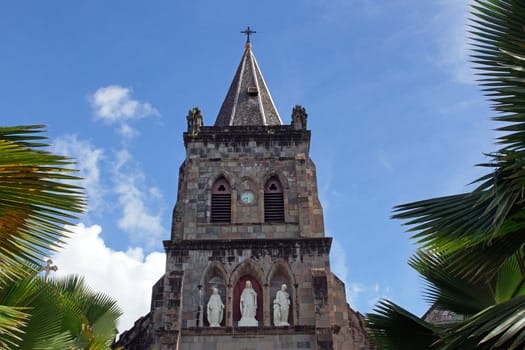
[47,275,121,348]
[441,295,525,350]
[393,0,525,256]
[0,267,74,350]
[366,299,440,349]
[392,190,519,248]
[371,2,525,349]
[0,125,86,280]
[409,251,495,316]
[0,305,30,349]
[494,251,525,303]
[437,232,524,283]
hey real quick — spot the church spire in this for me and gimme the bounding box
[214,28,282,126]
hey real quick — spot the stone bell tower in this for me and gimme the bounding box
[115,30,371,350]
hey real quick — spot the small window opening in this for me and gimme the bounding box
[264,176,284,223]
[211,177,231,223]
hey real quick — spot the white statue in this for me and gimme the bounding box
[239,280,258,326]
[207,287,224,327]
[273,284,290,326]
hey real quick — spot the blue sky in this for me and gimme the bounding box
[1,0,493,332]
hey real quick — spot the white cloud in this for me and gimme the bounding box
[112,149,166,247]
[115,177,165,245]
[114,148,132,169]
[90,85,159,123]
[119,123,139,139]
[89,85,160,138]
[52,135,105,212]
[346,283,366,306]
[149,187,163,200]
[51,135,166,248]
[52,223,166,333]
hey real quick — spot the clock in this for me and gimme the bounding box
[240,191,254,204]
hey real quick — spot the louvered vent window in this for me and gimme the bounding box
[247,87,258,96]
[211,178,231,223]
[264,176,284,223]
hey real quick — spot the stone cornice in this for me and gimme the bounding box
[183,125,310,148]
[180,325,316,336]
[163,237,332,251]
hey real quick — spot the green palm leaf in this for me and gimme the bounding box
[1,271,121,349]
[495,251,525,302]
[46,275,122,348]
[0,266,75,350]
[435,232,524,283]
[0,125,85,280]
[393,0,525,255]
[408,251,495,316]
[441,295,525,350]
[366,299,440,350]
[369,1,525,348]
[0,125,122,349]
[0,304,29,349]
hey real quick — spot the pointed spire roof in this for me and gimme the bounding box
[214,35,282,127]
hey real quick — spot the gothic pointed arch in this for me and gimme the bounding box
[262,171,289,190]
[229,259,265,288]
[211,176,232,223]
[207,170,236,190]
[201,261,229,286]
[264,175,285,222]
[266,260,295,286]
[200,262,228,327]
[267,260,296,325]
[229,259,266,324]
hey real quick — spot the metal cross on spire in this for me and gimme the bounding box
[241,26,256,44]
[42,258,58,282]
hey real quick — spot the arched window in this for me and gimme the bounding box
[264,176,284,223]
[211,177,231,223]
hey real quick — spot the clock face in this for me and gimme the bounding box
[240,191,254,204]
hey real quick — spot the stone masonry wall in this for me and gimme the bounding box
[171,126,324,241]
[151,238,372,349]
[160,238,331,331]
[180,330,316,350]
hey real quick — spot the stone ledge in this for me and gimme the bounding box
[180,325,316,337]
[184,125,310,147]
[164,237,332,251]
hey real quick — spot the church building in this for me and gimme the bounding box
[114,29,372,350]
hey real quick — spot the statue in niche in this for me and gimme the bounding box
[186,107,203,135]
[239,280,258,326]
[273,284,290,326]
[291,104,307,130]
[206,287,224,327]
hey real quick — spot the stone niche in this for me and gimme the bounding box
[201,262,228,327]
[268,262,295,327]
[234,275,262,327]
